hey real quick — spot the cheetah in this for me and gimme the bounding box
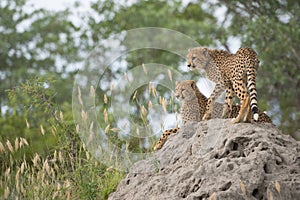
[154,80,201,151]
[187,47,260,124]
[153,80,272,150]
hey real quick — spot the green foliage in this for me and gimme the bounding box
[1,77,124,199]
[0,0,83,109]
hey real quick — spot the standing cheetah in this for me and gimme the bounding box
[187,47,260,124]
[153,80,271,150]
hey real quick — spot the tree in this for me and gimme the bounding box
[0,0,83,110]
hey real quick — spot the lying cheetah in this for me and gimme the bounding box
[187,47,260,124]
[153,80,272,150]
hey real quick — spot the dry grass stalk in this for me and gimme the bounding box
[160,97,167,113]
[103,108,108,124]
[21,161,26,174]
[0,141,5,153]
[104,94,108,104]
[105,124,110,134]
[4,186,9,199]
[52,191,58,199]
[6,140,14,153]
[76,124,80,133]
[239,181,248,199]
[20,137,29,146]
[269,191,273,200]
[149,83,157,97]
[15,168,20,182]
[33,153,41,167]
[81,110,87,122]
[43,159,51,175]
[110,83,114,93]
[77,86,83,106]
[148,101,153,112]
[142,63,147,74]
[21,184,26,195]
[209,192,216,200]
[124,72,130,83]
[275,180,281,193]
[59,151,63,163]
[168,69,172,81]
[132,90,137,100]
[90,85,95,97]
[110,128,119,132]
[59,111,64,121]
[25,119,30,129]
[40,125,45,135]
[14,137,19,151]
[86,151,90,160]
[53,150,57,162]
[141,105,147,118]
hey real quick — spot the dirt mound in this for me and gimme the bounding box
[109,119,300,200]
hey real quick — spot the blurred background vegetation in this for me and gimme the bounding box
[0,0,299,199]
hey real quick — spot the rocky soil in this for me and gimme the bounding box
[109,119,300,200]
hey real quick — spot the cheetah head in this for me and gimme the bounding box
[175,80,197,102]
[187,47,211,71]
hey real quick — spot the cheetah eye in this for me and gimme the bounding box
[192,56,196,61]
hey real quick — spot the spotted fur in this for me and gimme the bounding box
[187,47,260,123]
[153,80,271,150]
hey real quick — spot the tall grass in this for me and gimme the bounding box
[1,78,125,199]
[0,134,124,199]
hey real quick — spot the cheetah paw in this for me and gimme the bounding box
[231,117,239,124]
[202,113,211,121]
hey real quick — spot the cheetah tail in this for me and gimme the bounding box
[247,68,259,121]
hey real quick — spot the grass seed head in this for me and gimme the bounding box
[0,141,5,153]
[6,140,14,153]
[4,186,9,199]
[142,63,147,74]
[90,85,95,97]
[59,111,64,121]
[103,108,108,124]
[14,138,19,151]
[104,94,108,104]
[40,125,45,135]
[275,180,281,193]
[25,119,30,129]
[239,181,246,195]
[168,69,172,81]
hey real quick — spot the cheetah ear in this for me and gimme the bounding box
[175,81,179,86]
[190,80,196,89]
[203,48,209,56]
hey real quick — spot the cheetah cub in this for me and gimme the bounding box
[187,47,260,124]
[153,80,201,150]
[153,80,272,150]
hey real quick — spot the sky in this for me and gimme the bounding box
[28,0,91,11]
[27,0,240,52]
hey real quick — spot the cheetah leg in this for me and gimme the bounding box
[242,99,251,122]
[153,127,180,150]
[203,83,224,120]
[222,86,234,118]
[231,79,251,123]
[231,95,250,123]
